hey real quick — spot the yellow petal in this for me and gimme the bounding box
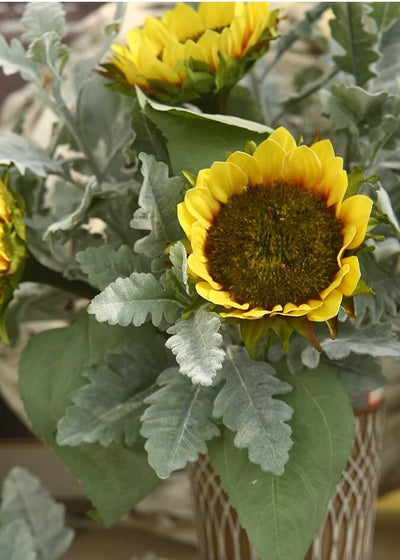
[268,127,297,153]
[197,29,220,68]
[163,4,204,43]
[243,3,270,31]
[337,225,356,264]
[198,2,236,29]
[184,187,220,225]
[282,145,322,188]
[177,202,196,240]
[187,254,222,289]
[310,139,335,164]
[220,308,270,319]
[317,157,347,208]
[339,256,361,296]
[196,281,250,309]
[190,222,208,262]
[143,17,174,55]
[227,152,262,186]
[307,290,342,322]
[126,29,145,59]
[162,40,185,69]
[137,47,181,84]
[253,138,285,184]
[319,264,350,299]
[196,169,211,189]
[208,161,247,203]
[338,195,373,249]
[184,40,210,66]
[218,26,237,58]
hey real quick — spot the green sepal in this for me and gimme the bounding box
[240,318,271,357]
[244,140,257,155]
[325,316,339,340]
[291,317,322,351]
[352,278,376,297]
[182,170,196,188]
[340,297,356,321]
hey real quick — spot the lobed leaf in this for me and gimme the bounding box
[57,338,170,447]
[0,35,40,81]
[0,131,63,176]
[213,346,293,475]
[0,467,73,560]
[141,368,220,479]
[0,521,36,560]
[88,272,181,327]
[166,307,225,386]
[21,2,66,42]
[76,245,143,291]
[18,316,159,526]
[131,153,185,258]
[330,3,380,86]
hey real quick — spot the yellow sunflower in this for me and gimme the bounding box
[100,2,278,104]
[0,175,26,341]
[177,127,372,326]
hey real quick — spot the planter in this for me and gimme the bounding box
[190,400,384,560]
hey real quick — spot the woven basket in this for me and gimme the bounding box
[190,403,384,560]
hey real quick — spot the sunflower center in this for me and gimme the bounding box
[204,183,344,309]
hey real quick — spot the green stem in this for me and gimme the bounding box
[22,254,97,300]
[249,69,268,125]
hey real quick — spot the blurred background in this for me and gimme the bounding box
[0,3,399,559]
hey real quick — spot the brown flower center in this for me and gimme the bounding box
[204,183,343,309]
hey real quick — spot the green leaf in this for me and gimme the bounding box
[19,316,159,526]
[21,2,66,42]
[169,241,189,292]
[0,131,63,176]
[0,35,40,81]
[27,31,69,78]
[166,307,225,386]
[0,521,36,560]
[141,368,220,478]
[137,88,271,175]
[208,365,355,560]
[129,98,169,164]
[320,84,389,135]
[213,346,293,475]
[131,153,185,258]
[76,245,144,290]
[325,355,387,397]
[321,321,400,359]
[88,272,181,327]
[57,337,170,447]
[370,3,400,33]
[330,3,380,86]
[0,467,73,560]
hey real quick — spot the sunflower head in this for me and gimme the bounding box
[100,2,279,104]
[177,127,372,348]
[0,175,26,342]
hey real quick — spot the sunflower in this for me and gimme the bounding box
[177,127,372,329]
[100,2,278,104]
[0,175,26,341]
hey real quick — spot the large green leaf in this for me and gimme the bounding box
[88,272,181,327]
[19,316,159,526]
[213,346,293,475]
[209,365,355,560]
[0,467,73,560]
[131,153,185,258]
[57,338,170,447]
[137,88,271,176]
[166,307,225,386]
[141,368,220,479]
[330,3,379,86]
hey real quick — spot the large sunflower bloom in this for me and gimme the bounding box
[100,2,278,104]
[177,127,372,324]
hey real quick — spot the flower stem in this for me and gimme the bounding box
[22,253,97,300]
